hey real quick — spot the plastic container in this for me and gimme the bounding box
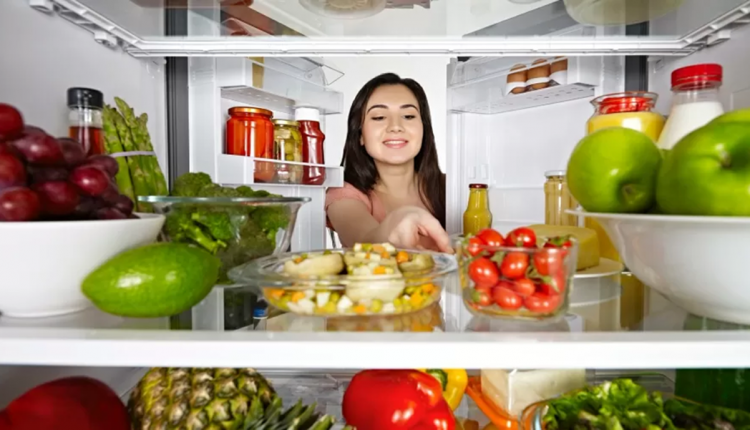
[564,0,684,26]
[657,63,725,150]
[295,107,326,186]
[228,246,457,317]
[325,303,446,332]
[455,236,578,320]
[139,195,310,283]
[67,87,104,156]
[225,106,275,183]
[272,119,303,184]
[299,0,386,19]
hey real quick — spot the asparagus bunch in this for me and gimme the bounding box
[101,97,169,212]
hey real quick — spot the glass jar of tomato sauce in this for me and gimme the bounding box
[225,106,275,183]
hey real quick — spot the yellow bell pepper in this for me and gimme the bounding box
[418,368,468,411]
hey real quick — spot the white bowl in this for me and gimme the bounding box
[570,210,750,324]
[0,213,165,318]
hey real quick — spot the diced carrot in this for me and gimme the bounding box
[381,251,390,259]
[293,257,304,264]
[373,266,387,275]
[268,289,285,299]
[353,305,367,314]
[422,283,436,294]
[396,251,409,263]
[410,293,424,307]
[372,244,386,253]
[290,292,305,303]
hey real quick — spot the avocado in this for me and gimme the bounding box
[82,242,221,318]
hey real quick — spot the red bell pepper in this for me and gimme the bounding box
[0,376,130,430]
[343,369,456,430]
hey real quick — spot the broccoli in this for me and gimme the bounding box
[191,211,236,242]
[167,173,291,282]
[172,172,213,197]
[164,207,227,254]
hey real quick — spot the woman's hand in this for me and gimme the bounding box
[377,206,454,254]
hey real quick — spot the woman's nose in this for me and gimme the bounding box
[387,117,404,132]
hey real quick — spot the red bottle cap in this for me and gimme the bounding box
[671,64,723,91]
[596,92,658,114]
[469,183,488,189]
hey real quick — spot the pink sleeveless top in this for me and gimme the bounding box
[325,182,387,230]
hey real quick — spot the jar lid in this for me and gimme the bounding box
[545,170,566,178]
[273,119,299,126]
[469,183,488,189]
[67,87,103,109]
[671,63,723,91]
[294,106,321,122]
[593,91,659,114]
[228,106,273,117]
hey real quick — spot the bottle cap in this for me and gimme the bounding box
[545,170,566,178]
[469,183,488,189]
[294,106,321,122]
[67,88,103,109]
[671,64,723,91]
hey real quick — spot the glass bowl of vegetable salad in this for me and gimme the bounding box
[456,227,579,321]
[228,243,458,317]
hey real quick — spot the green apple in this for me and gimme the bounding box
[710,107,750,125]
[567,127,662,213]
[656,121,750,216]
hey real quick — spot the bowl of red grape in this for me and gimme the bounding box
[0,103,164,318]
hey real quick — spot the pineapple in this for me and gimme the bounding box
[128,368,337,430]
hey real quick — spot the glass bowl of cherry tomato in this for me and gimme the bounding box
[455,227,578,320]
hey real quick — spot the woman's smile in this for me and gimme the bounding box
[383,139,409,149]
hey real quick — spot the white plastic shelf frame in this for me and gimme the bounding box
[449,56,599,114]
[218,57,344,115]
[215,154,343,188]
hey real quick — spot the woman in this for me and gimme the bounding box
[325,73,452,253]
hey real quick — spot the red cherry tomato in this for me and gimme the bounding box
[538,272,567,296]
[477,228,505,249]
[468,257,499,289]
[500,252,529,280]
[493,287,523,310]
[533,248,565,276]
[524,293,561,313]
[544,235,573,249]
[513,278,536,297]
[505,227,538,248]
[466,236,486,257]
[472,289,493,307]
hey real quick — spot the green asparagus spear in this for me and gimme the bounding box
[109,105,153,212]
[101,106,135,203]
[137,113,168,195]
[114,97,157,196]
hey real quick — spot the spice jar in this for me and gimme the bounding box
[544,170,578,226]
[272,119,303,184]
[225,106,275,183]
[295,107,326,186]
[67,87,104,155]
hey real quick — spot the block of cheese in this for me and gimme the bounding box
[481,369,587,417]
[528,224,600,271]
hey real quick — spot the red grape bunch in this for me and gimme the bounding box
[0,103,136,222]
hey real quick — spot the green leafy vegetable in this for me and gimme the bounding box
[543,379,750,430]
[165,173,289,283]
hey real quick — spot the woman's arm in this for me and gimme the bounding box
[328,201,453,253]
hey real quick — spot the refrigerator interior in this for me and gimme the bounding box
[2,0,750,419]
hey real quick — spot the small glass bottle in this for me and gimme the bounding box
[544,170,578,226]
[272,119,303,184]
[67,87,104,155]
[295,107,327,186]
[463,183,492,237]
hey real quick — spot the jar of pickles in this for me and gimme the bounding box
[544,170,578,226]
[272,119,303,184]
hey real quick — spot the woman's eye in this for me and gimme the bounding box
[371,116,385,121]
[404,115,417,120]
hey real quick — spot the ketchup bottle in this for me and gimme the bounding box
[295,107,326,186]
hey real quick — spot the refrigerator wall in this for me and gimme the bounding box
[0,0,167,173]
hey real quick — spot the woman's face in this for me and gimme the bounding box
[361,84,423,167]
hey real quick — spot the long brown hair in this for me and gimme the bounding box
[339,73,446,227]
